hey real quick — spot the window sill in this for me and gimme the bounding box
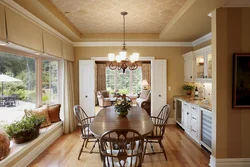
[0,121,63,167]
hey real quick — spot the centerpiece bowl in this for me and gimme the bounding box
[114,95,131,117]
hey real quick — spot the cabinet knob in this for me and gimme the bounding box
[187,112,189,115]
[85,95,88,98]
[190,76,192,79]
[203,76,205,78]
[159,94,161,97]
[205,76,207,78]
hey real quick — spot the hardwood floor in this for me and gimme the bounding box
[28,125,210,167]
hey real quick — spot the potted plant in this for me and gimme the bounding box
[182,84,195,96]
[114,96,131,117]
[3,115,45,144]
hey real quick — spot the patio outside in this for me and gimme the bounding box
[0,51,58,125]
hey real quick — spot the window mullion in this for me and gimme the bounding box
[114,70,117,90]
[36,57,42,107]
[130,70,133,94]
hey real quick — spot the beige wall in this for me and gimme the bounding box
[74,46,193,118]
[213,7,250,159]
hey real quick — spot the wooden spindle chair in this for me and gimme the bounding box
[73,105,99,160]
[143,104,171,161]
[100,129,144,167]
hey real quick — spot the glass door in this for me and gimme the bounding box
[195,55,205,79]
[206,51,212,79]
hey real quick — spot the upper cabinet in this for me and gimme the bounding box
[194,45,212,82]
[183,52,194,82]
[183,45,212,83]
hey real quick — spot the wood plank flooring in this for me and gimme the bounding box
[28,125,210,167]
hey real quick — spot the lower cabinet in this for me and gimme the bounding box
[175,98,212,151]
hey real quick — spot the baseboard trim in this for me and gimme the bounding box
[167,118,175,124]
[209,155,250,167]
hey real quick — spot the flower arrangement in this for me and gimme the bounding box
[182,84,195,96]
[114,96,131,117]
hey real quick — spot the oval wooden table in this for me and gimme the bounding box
[90,106,154,138]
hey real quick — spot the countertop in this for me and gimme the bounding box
[174,95,212,111]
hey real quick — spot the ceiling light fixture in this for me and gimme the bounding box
[108,11,139,74]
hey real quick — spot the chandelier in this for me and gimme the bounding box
[108,11,139,74]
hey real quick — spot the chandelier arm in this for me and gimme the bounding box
[109,62,117,70]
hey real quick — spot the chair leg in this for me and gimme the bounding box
[159,140,167,160]
[142,139,148,162]
[85,139,89,148]
[78,139,86,160]
[149,141,155,154]
[90,140,98,153]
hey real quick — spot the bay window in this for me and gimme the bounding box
[0,50,60,124]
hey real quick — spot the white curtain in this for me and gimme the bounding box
[63,60,76,134]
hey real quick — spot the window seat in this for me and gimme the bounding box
[0,121,63,167]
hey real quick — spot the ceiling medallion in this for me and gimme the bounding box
[108,11,139,74]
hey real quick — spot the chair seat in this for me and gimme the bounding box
[105,150,139,167]
[81,127,94,137]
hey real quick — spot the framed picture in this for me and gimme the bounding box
[233,53,250,108]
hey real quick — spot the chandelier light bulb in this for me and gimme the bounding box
[132,53,139,61]
[119,51,127,60]
[130,55,135,63]
[108,53,115,61]
[116,55,121,63]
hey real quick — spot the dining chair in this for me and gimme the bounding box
[73,105,99,160]
[143,104,171,161]
[100,129,144,167]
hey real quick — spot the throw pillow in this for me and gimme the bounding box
[48,104,61,123]
[24,106,51,128]
[140,90,150,99]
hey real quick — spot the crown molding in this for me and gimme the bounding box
[1,0,73,44]
[192,32,212,47]
[73,41,193,47]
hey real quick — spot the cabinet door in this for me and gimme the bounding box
[186,58,194,82]
[195,54,205,81]
[205,50,212,80]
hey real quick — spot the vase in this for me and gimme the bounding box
[186,90,192,96]
[116,110,128,117]
[0,128,10,161]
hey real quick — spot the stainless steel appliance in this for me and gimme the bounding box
[200,108,212,152]
[175,99,182,127]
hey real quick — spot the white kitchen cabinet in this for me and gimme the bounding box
[194,45,212,82]
[182,102,190,131]
[183,52,194,82]
[189,104,201,143]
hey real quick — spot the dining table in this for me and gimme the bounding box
[90,106,154,138]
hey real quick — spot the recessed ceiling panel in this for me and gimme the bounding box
[49,0,187,33]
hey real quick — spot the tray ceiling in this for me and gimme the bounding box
[49,0,188,34]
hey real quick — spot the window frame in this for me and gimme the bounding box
[0,47,62,108]
[106,67,142,95]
